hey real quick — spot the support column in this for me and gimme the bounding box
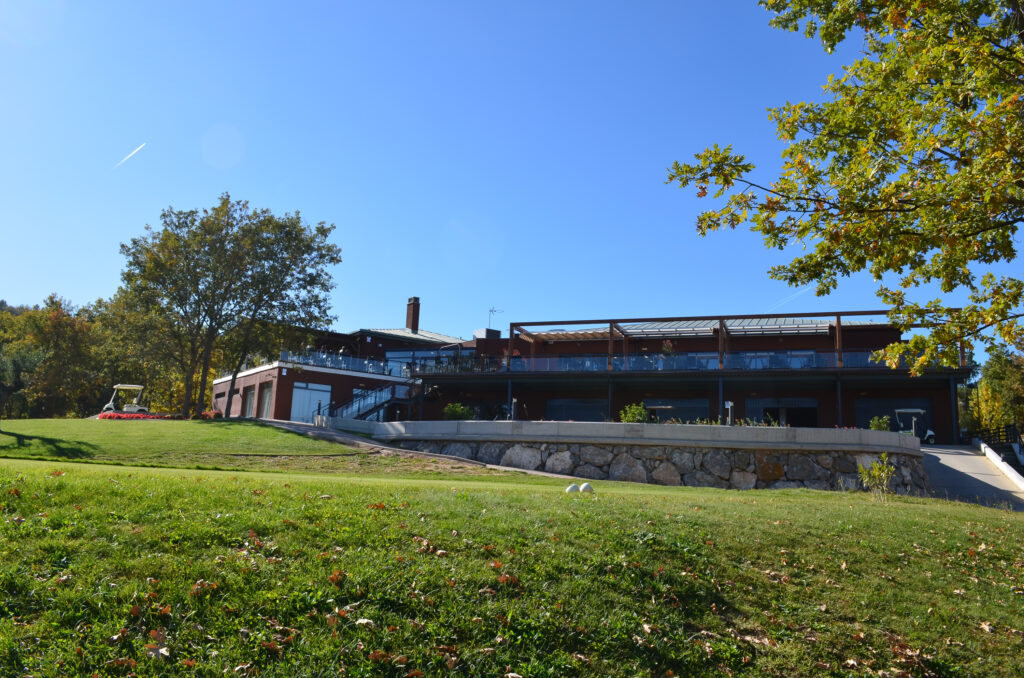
[835,315,844,368]
[835,376,843,427]
[608,380,614,421]
[717,377,724,423]
[607,323,614,371]
[506,379,513,419]
[718,319,726,370]
[417,386,424,421]
[950,374,959,444]
[506,324,515,372]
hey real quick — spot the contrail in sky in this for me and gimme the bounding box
[766,284,814,312]
[113,142,146,169]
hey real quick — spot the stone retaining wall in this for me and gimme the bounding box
[396,439,929,493]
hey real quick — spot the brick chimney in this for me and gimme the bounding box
[406,296,420,334]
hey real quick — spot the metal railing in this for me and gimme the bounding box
[973,424,1024,470]
[282,350,412,378]
[319,384,411,422]
[410,350,899,375]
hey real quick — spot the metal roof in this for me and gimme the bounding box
[523,317,887,342]
[366,328,464,344]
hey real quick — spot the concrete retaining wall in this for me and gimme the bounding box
[329,419,928,493]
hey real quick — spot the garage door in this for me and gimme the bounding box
[290,382,332,423]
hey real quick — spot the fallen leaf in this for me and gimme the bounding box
[355,618,375,628]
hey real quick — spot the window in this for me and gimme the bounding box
[644,398,709,423]
[546,398,607,422]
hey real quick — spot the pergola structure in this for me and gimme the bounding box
[507,310,968,371]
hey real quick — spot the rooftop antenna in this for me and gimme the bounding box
[488,307,503,328]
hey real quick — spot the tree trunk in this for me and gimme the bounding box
[181,369,194,418]
[196,343,213,419]
[224,318,258,418]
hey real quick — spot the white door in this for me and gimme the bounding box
[290,382,332,423]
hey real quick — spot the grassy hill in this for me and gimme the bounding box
[0,419,495,476]
[1,446,1023,676]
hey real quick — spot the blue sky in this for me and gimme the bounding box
[0,1,964,338]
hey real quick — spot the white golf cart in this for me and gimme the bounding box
[101,384,150,414]
[894,408,936,445]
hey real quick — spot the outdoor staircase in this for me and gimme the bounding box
[975,424,1024,475]
[313,383,412,427]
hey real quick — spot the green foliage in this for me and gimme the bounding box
[868,414,891,432]
[969,345,1024,429]
[442,402,474,420]
[618,401,648,423]
[668,1,1024,373]
[120,194,341,417]
[858,452,896,501]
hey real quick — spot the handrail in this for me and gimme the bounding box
[974,424,1024,470]
[316,383,411,422]
[282,350,412,378]
[409,350,919,375]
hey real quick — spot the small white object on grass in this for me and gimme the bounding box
[580,482,594,493]
[565,484,579,493]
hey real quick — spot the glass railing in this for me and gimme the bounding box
[841,350,888,368]
[723,351,838,370]
[408,350,905,374]
[330,384,410,420]
[281,350,412,378]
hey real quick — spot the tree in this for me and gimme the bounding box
[86,289,186,414]
[18,296,101,417]
[667,1,1024,373]
[969,345,1024,427]
[220,209,341,417]
[121,196,245,417]
[121,194,341,417]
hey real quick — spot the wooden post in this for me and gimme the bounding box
[718,319,726,370]
[950,374,959,444]
[835,376,843,427]
[835,315,844,368]
[717,377,724,422]
[608,323,614,371]
[506,324,515,372]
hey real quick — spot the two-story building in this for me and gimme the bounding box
[210,297,460,422]
[406,310,970,443]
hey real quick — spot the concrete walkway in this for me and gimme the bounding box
[921,445,1024,511]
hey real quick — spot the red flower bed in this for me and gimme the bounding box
[98,412,169,420]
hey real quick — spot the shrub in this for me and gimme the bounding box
[442,402,474,420]
[618,402,648,423]
[201,410,223,420]
[98,412,168,420]
[869,414,891,432]
[858,452,896,501]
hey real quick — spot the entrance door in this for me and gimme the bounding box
[257,382,273,419]
[241,386,256,418]
[290,382,332,423]
[749,397,818,427]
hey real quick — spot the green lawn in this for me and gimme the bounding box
[1,455,1023,676]
[0,419,497,476]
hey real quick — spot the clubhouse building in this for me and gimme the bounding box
[211,300,971,444]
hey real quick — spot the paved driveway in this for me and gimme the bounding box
[922,445,1024,510]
